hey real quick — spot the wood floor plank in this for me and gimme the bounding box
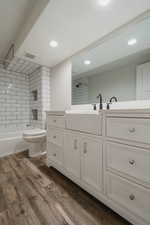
[0,211,13,225]
[0,187,7,213]
[7,157,69,225]
[0,161,42,225]
[10,157,89,225]
[8,200,42,225]
[0,151,131,225]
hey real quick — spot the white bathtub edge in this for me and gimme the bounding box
[0,135,29,158]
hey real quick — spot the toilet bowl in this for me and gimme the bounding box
[23,129,46,157]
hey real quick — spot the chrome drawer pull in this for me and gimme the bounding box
[74,139,78,150]
[53,153,56,157]
[129,194,135,201]
[53,135,56,139]
[128,128,136,133]
[129,159,135,165]
[83,142,87,154]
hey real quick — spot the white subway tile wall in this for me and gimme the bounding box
[41,67,51,128]
[29,66,50,129]
[0,66,51,132]
[0,68,30,131]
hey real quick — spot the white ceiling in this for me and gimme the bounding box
[0,0,36,58]
[72,16,150,77]
[16,0,150,67]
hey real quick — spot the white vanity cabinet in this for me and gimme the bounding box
[47,142,64,167]
[106,173,150,225]
[47,115,65,128]
[47,111,103,193]
[46,112,65,170]
[105,110,150,225]
[80,135,103,192]
[106,141,150,186]
[64,131,81,180]
[66,112,102,135]
[47,109,150,225]
[106,116,150,144]
[64,112,103,191]
[64,130,103,192]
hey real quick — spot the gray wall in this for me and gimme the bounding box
[88,64,136,103]
[72,64,136,104]
[72,77,88,105]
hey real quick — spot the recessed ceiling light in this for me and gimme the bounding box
[99,0,111,6]
[84,60,91,65]
[49,40,58,48]
[128,38,137,46]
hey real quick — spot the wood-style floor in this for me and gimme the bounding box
[0,151,131,225]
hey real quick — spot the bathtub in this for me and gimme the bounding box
[0,130,29,158]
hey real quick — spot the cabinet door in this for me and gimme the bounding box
[81,137,103,192]
[64,132,81,179]
[47,141,63,167]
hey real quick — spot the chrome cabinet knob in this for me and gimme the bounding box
[53,153,56,157]
[129,194,135,201]
[53,119,56,123]
[53,135,56,139]
[128,128,136,133]
[129,159,135,165]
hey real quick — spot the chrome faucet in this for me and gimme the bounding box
[106,96,118,110]
[97,93,103,110]
[109,96,118,103]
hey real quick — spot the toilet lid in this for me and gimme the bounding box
[23,129,46,137]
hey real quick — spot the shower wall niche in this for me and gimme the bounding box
[31,90,38,101]
[32,109,38,120]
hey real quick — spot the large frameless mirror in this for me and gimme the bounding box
[72,15,150,105]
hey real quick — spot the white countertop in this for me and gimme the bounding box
[46,111,65,116]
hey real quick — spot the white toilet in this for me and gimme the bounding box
[23,129,46,157]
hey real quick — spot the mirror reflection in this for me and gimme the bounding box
[72,16,150,105]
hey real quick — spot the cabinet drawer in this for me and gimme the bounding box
[106,142,150,185]
[106,173,150,224]
[47,142,63,166]
[47,128,64,147]
[107,117,150,144]
[66,114,102,135]
[47,116,65,128]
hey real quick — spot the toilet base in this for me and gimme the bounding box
[28,142,46,158]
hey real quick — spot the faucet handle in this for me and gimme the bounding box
[92,104,97,110]
[97,93,101,99]
[109,96,118,103]
[106,102,110,110]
